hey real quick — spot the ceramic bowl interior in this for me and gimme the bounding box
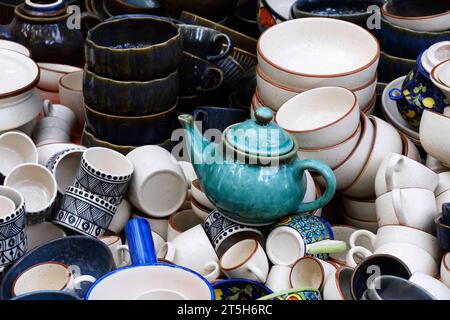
[258,18,379,76]
[383,0,449,17]
[86,264,214,300]
[5,164,56,212]
[0,132,38,175]
[88,18,178,49]
[276,87,357,132]
[60,71,82,92]
[0,236,115,300]
[169,209,203,233]
[84,147,134,177]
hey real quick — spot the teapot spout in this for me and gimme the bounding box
[178,113,215,168]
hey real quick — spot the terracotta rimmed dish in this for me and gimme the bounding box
[37,63,82,92]
[257,18,380,90]
[0,39,30,57]
[276,86,360,149]
[431,59,450,100]
[342,116,402,199]
[382,1,450,32]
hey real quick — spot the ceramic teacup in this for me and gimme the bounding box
[126,146,187,218]
[258,288,322,300]
[74,147,134,206]
[99,236,131,268]
[323,267,354,301]
[330,225,374,266]
[266,214,346,266]
[12,262,96,297]
[46,147,84,194]
[409,271,450,300]
[440,253,450,289]
[203,210,265,258]
[375,153,439,196]
[365,275,435,300]
[348,225,441,263]
[191,179,215,210]
[375,188,437,233]
[290,257,325,291]
[167,209,203,242]
[0,186,27,267]
[220,239,269,283]
[4,163,57,225]
[0,131,38,180]
[158,224,220,282]
[43,100,76,130]
[58,70,84,126]
[52,186,118,238]
[265,265,291,293]
[34,127,71,147]
[132,212,169,241]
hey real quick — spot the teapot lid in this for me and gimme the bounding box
[225,107,294,157]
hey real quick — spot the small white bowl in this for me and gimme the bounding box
[343,213,378,233]
[257,18,380,90]
[37,63,82,92]
[382,3,450,32]
[298,120,362,169]
[399,132,422,163]
[431,59,450,100]
[420,110,450,166]
[342,196,377,222]
[0,40,31,57]
[276,86,360,149]
[191,179,215,210]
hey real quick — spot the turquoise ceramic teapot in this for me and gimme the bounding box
[178,107,336,226]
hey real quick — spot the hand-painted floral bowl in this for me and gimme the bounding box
[258,288,322,300]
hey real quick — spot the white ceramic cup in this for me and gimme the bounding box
[34,127,71,147]
[375,188,437,233]
[4,163,57,225]
[37,143,85,166]
[220,239,269,283]
[0,195,15,217]
[346,242,438,277]
[323,267,354,300]
[191,198,213,221]
[342,196,377,221]
[330,225,374,266]
[100,236,131,268]
[12,262,96,296]
[0,131,38,177]
[265,265,292,292]
[26,222,66,250]
[159,224,220,282]
[108,199,131,234]
[349,225,441,263]
[35,116,71,133]
[43,100,76,130]
[440,253,450,289]
[409,272,450,300]
[132,213,169,241]
[290,256,325,291]
[45,148,84,194]
[375,153,439,197]
[58,70,84,126]
[191,179,215,210]
[167,209,203,242]
[126,146,188,218]
[178,161,197,188]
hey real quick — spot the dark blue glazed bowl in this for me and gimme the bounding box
[193,106,248,132]
[378,51,415,83]
[436,215,450,252]
[0,236,115,300]
[10,290,81,300]
[365,275,435,300]
[213,279,273,300]
[389,52,448,128]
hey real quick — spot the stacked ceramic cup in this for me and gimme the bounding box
[254,18,379,118]
[82,16,183,153]
[52,147,134,238]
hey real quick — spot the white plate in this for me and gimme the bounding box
[381,76,420,142]
[0,49,38,96]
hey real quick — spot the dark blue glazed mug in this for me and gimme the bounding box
[86,218,215,300]
[389,52,448,128]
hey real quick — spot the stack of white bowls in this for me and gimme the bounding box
[254,18,379,118]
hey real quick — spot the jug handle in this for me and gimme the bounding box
[207,33,233,62]
[125,218,158,265]
[296,159,336,213]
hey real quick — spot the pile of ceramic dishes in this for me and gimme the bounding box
[373,0,450,83]
[255,18,379,119]
[82,16,182,152]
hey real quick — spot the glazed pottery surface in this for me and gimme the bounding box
[213,278,272,300]
[179,107,336,226]
[258,287,322,300]
[161,0,237,22]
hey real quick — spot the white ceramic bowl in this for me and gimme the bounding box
[191,198,213,221]
[298,120,362,169]
[0,40,30,57]
[37,142,86,166]
[37,63,82,92]
[431,59,450,100]
[420,110,450,166]
[342,116,403,199]
[191,179,215,210]
[421,41,450,74]
[263,0,295,20]
[343,213,378,233]
[276,87,360,149]
[257,18,380,90]
[362,94,376,115]
[342,196,377,222]
[382,3,450,32]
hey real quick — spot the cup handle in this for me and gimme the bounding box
[202,261,220,282]
[68,275,96,291]
[296,159,336,213]
[207,33,233,62]
[193,109,208,127]
[346,246,373,268]
[349,229,377,249]
[305,239,346,255]
[43,99,53,117]
[247,262,267,283]
[114,245,130,268]
[160,242,176,262]
[385,155,403,192]
[200,67,223,92]
[392,188,411,226]
[389,88,404,101]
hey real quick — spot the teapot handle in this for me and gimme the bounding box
[296,159,336,213]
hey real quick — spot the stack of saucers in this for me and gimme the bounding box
[254,18,379,116]
[81,16,183,153]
